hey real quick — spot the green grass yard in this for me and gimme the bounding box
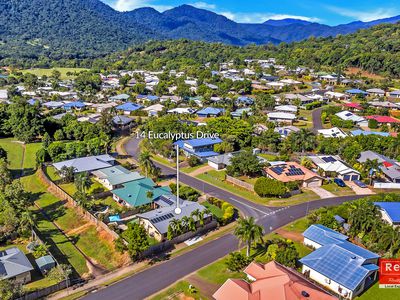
[0,138,25,172]
[358,282,399,299]
[202,202,224,219]
[197,170,320,206]
[20,68,88,79]
[322,183,355,196]
[150,281,206,300]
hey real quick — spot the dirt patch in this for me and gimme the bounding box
[345,67,384,80]
[65,223,92,236]
[187,274,220,299]
[275,228,303,242]
[188,165,214,177]
[97,227,132,267]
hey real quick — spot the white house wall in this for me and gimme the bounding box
[303,238,322,249]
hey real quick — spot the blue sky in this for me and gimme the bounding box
[102,0,400,25]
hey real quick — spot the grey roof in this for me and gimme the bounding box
[35,255,55,269]
[112,115,134,126]
[357,150,391,164]
[53,154,115,173]
[92,165,143,186]
[0,247,34,280]
[207,152,240,166]
[137,201,208,234]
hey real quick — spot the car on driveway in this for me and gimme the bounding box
[353,180,367,188]
[334,178,346,187]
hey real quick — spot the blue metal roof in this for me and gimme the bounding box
[175,138,223,148]
[303,224,348,246]
[300,243,378,291]
[236,96,254,104]
[64,101,86,108]
[346,89,368,95]
[116,102,143,112]
[196,107,225,116]
[351,129,390,137]
[374,202,400,222]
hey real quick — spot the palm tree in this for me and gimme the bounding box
[234,217,264,257]
[74,172,91,193]
[191,209,204,226]
[363,159,380,185]
[169,219,183,237]
[139,151,155,178]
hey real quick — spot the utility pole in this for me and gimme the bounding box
[175,144,181,215]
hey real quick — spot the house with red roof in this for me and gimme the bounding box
[213,261,336,300]
[343,102,363,112]
[366,115,400,127]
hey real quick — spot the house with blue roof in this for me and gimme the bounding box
[230,107,252,118]
[174,138,223,162]
[63,101,86,111]
[350,129,390,137]
[109,94,130,102]
[374,202,400,226]
[301,224,379,299]
[116,102,143,115]
[137,94,159,102]
[196,107,225,118]
[345,89,368,96]
[236,96,254,105]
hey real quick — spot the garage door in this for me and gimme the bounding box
[343,175,351,181]
[351,175,359,181]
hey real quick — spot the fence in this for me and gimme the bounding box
[38,167,119,241]
[16,279,71,300]
[373,182,400,189]
[225,175,255,192]
[141,221,218,257]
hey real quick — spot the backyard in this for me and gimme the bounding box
[20,68,88,80]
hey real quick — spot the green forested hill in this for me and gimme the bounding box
[272,23,400,77]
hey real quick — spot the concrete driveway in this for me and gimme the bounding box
[308,187,336,199]
[346,181,375,195]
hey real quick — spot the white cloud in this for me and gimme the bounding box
[220,12,320,24]
[113,0,171,12]
[327,6,398,22]
[190,2,216,10]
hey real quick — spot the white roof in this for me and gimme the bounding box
[0,90,8,99]
[335,111,365,123]
[318,127,348,138]
[308,155,360,175]
[143,104,165,112]
[167,107,195,114]
[325,91,347,98]
[274,105,298,113]
[268,112,296,120]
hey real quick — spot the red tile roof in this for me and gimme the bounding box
[344,102,363,110]
[213,261,336,300]
[366,115,400,123]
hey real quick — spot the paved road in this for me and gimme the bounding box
[124,136,276,219]
[311,107,324,133]
[82,136,364,300]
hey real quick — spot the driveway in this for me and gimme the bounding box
[346,181,375,195]
[311,107,324,133]
[307,187,335,199]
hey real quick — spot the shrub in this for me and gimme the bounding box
[225,252,251,272]
[368,118,378,129]
[187,156,201,167]
[254,177,287,197]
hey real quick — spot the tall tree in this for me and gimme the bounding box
[234,217,264,257]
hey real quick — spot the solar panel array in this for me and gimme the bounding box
[161,197,174,206]
[286,165,305,176]
[151,213,175,224]
[322,156,337,163]
[271,166,284,175]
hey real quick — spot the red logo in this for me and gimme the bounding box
[379,259,400,286]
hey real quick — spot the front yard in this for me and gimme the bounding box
[322,183,355,196]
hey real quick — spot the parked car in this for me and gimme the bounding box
[334,178,346,187]
[353,180,367,188]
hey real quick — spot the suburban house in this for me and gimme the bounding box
[267,112,296,124]
[274,125,300,138]
[92,165,144,190]
[345,89,368,96]
[366,88,385,97]
[365,115,400,127]
[111,178,172,208]
[317,127,347,138]
[116,102,143,115]
[92,102,119,113]
[236,96,254,105]
[308,155,360,181]
[325,91,349,101]
[343,102,363,112]
[175,138,222,162]
[374,202,400,226]
[137,199,212,241]
[213,261,336,300]
[335,111,366,125]
[63,101,86,111]
[167,107,196,114]
[136,94,159,103]
[143,104,165,116]
[0,247,34,283]
[263,162,323,187]
[351,130,390,137]
[112,115,134,127]
[53,154,116,174]
[357,150,400,183]
[230,107,252,118]
[389,90,400,98]
[301,225,379,299]
[207,152,238,170]
[35,255,56,276]
[196,107,225,118]
[42,101,65,109]
[109,93,130,102]
[274,105,298,113]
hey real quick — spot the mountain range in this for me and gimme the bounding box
[1,0,400,60]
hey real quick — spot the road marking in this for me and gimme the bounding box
[228,197,270,215]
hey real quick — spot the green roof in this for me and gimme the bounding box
[92,165,144,185]
[112,178,172,207]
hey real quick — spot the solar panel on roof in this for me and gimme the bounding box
[151,213,175,224]
[271,167,284,175]
[161,197,174,205]
[322,156,337,163]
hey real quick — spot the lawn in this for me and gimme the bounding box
[197,256,246,285]
[197,170,320,207]
[322,183,355,196]
[45,166,61,182]
[20,68,88,79]
[23,143,42,170]
[258,153,278,161]
[202,202,224,219]
[150,281,206,300]
[358,282,399,299]
[283,217,309,233]
[181,163,207,174]
[0,137,25,173]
